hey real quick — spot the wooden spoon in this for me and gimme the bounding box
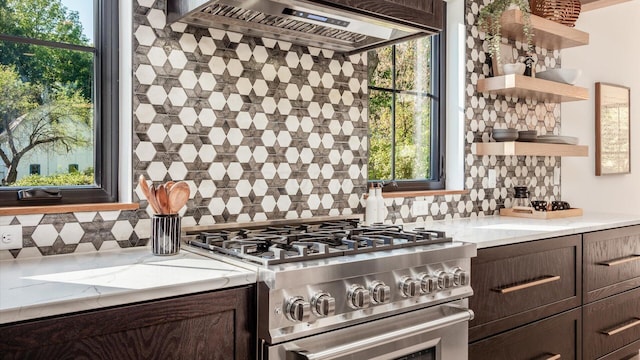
[139,174,161,214]
[149,185,163,215]
[165,181,176,192]
[168,181,190,214]
[155,184,170,215]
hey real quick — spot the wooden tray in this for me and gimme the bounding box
[500,207,583,219]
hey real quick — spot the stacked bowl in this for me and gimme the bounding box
[518,130,537,142]
[492,128,519,142]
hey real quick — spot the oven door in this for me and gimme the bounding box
[264,302,474,360]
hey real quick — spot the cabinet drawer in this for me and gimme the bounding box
[584,287,640,360]
[584,225,640,303]
[469,308,581,360]
[597,339,640,360]
[470,235,581,341]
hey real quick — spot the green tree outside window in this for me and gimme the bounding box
[0,0,94,186]
[368,36,440,186]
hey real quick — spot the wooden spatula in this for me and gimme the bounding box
[168,181,190,214]
[156,184,170,214]
[139,174,161,214]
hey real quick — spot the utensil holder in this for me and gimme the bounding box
[151,214,181,255]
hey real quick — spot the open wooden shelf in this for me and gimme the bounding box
[477,74,589,102]
[472,141,588,156]
[501,9,589,49]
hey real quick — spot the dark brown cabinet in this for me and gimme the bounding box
[469,308,582,360]
[583,287,640,360]
[583,225,640,303]
[0,285,255,360]
[583,225,640,359]
[469,235,581,342]
[597,340,640,360]
[470,225,640,360]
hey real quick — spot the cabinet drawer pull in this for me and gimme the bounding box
[492,275,561,294]
[599,254,640,266]
[533,353,561,360]
[601,318,640,336]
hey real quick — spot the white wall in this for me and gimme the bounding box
[445,0,466,190]
[119,0,133,202]
[561,0,640,215]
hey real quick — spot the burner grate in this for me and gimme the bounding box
[189,220,452,265]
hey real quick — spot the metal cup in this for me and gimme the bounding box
[151,214,181,255]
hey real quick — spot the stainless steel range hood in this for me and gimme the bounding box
[167,0,444,54]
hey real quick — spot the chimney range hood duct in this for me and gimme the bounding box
[167,0,444,54]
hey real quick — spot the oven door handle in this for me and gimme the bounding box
[286,305,475,360]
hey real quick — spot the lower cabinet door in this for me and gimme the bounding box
[0,286,255,360]
[583,225,640,303]
[584,287,640,360]
[469,308,581,360]
[469,235,581,341]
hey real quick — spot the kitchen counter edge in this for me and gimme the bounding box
[0,247,256,325]
[403,212,640,248]
[2,211,639,325]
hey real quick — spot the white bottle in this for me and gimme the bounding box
[365,184,378,226]
[375,184,385,223]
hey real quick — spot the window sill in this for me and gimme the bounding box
[380,189,469,199]
[0,203,139,216]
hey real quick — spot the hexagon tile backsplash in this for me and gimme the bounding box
[1,0,563,259]
[131,0,561,225]
[132,0,369,227]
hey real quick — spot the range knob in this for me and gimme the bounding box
[347,284,370,309]
[370,281,391,304]
[399,276,421,297]
[435,270,453,289]
[418,273,439,294]
[285,296,310,322]
[452,267,470,286]
[311,292,336,317]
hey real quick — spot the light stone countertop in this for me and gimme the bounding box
[2,211,639,326]
[403,212,640,248]
[0,247,256,325]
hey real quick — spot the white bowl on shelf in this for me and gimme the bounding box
[502,63,525,75]
[536,69,582,85]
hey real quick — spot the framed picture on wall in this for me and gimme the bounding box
[595,82,631,175]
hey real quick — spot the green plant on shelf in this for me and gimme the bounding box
[478,0,534,66]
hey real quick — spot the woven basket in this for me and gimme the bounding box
[530,0,581,27]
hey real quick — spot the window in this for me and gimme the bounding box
[29,164,40,175]
[0,0,118,206]
[368,33,445,192]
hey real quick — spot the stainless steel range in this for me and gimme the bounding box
[186,217,476,359]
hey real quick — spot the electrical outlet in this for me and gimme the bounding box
[0,225,23,250]
[412,200,429,216]
[554,167,560,185]
[488,169,497,188]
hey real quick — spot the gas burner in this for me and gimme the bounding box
[188,220,452,265]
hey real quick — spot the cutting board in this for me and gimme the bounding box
[500,207,583,219]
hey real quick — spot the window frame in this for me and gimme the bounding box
[367,27,447,193]
[0,0,119,206]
